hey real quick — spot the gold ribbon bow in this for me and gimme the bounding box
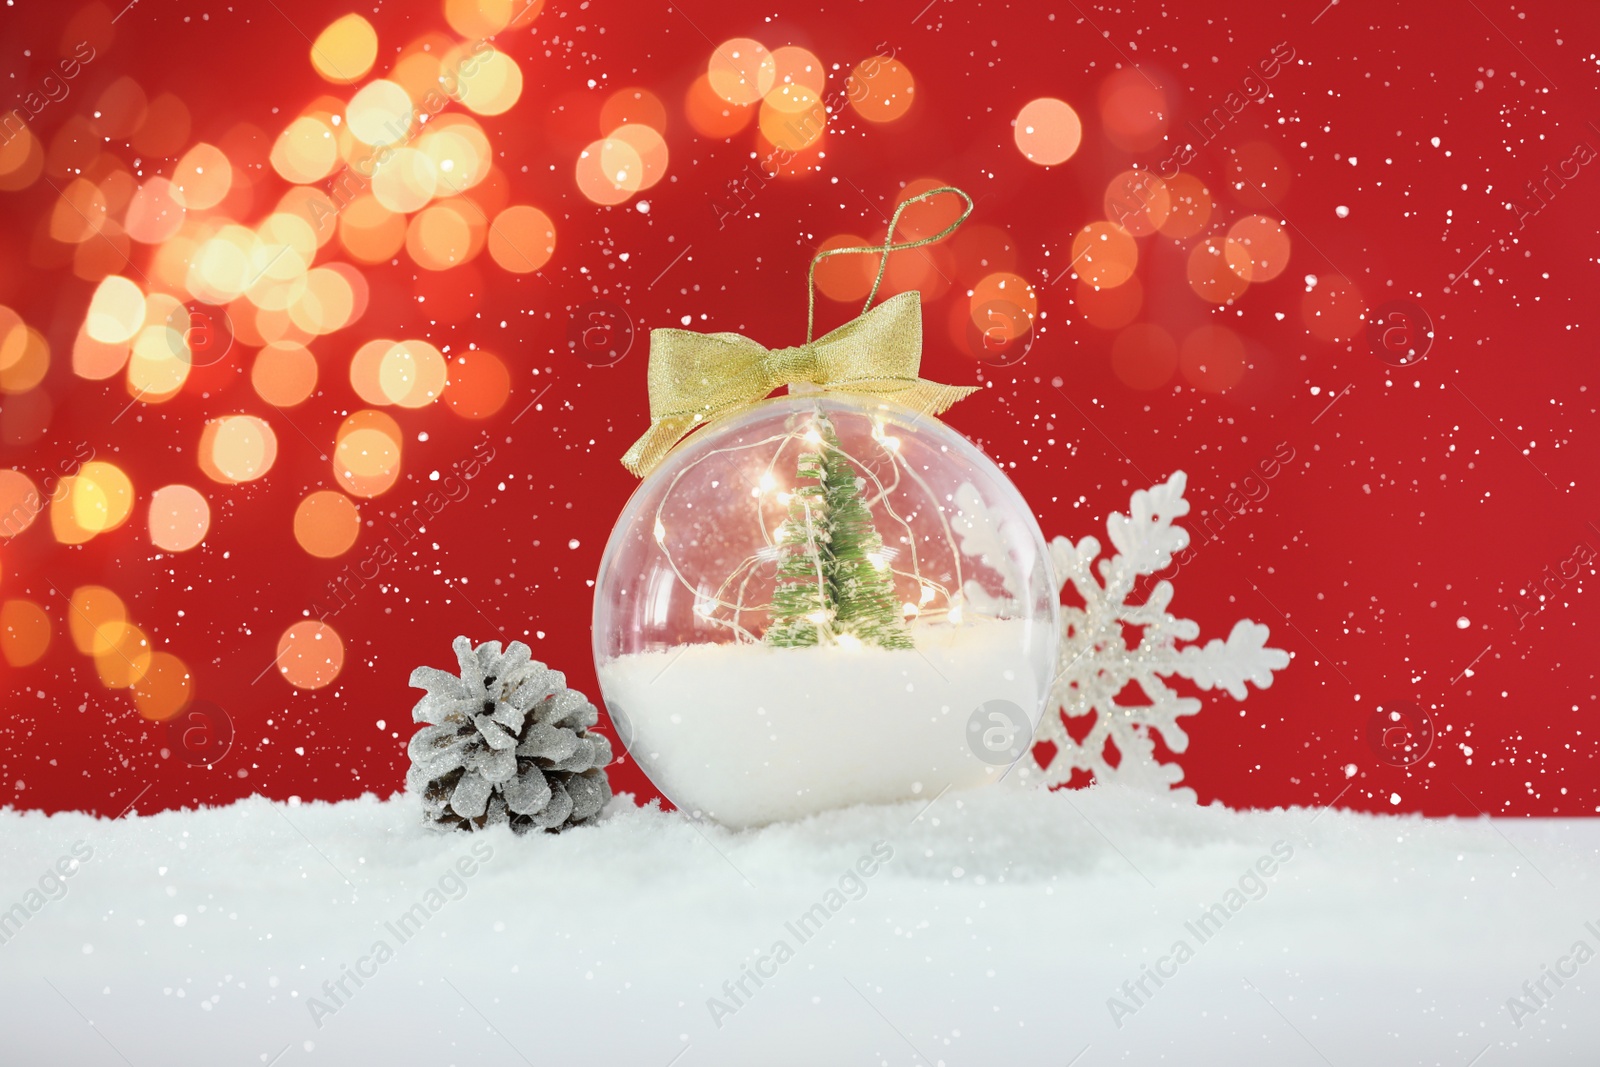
[622,186,981,477]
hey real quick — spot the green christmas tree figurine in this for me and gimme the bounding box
[765,412,914,650]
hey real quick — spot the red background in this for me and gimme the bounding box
[1,0,1595,818]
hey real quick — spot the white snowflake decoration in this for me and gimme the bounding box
[1032,471,1290,799]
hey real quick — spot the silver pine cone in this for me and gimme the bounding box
[407,636,613,834]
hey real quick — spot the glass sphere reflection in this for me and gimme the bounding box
[593,393,1058,827]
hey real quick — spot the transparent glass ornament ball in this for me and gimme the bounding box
[594,394,1059,827]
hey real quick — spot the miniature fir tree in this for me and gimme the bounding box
[765,413,914,650]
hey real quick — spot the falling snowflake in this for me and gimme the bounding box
[1032,472,1290,799]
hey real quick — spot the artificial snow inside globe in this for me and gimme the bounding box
[594,391,1059,828]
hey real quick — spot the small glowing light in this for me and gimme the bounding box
[346,80,414,147]
[86,276,145,344]
[294,490,361,558]
[132,651,192,721]
[835,633,863,652]
[1070,223,1139,289]
[881,435,901,451]
[804,427,823,445]
[867,551,888,570]
[776,491,792,505]
[67,586,126,656]
[806,610,830,625]
[199,415,278,484]
[848,56,915,123]
[487,205,556,274]
[708,38,776,107]
[0,600,52,667]
[902,602,920,618]
[276,620,344,690]
[1013,97,1082,165]
[919,585,936,605]
[653,518,666,543]
[147,484,210,552]
[311,13,379,84]
[948,605,964,625]
[170,143,232,210]
[758,473,776,492]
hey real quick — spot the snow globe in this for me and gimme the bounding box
[593,391,1059,827]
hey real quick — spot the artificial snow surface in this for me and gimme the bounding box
[598,617,1046,826]
[3,787,1597,1065]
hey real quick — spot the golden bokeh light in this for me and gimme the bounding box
[199,415,279,483]
[772,45,826,94]
[968,272,1038,336]
[127,323,189,400]
[311,13,379,84]
[94,621,152,689]
[849,57,915,123]
[1013,97,1082,166]
[294,489,361,558]
[812,234,875,303]
[487,205,556,273]
[605,124,669,190]
[1103,170,1170,237]
[452,48,524,116]
[124,177,186,244]
[288,267,357,335]
[53,479,101,544]
[49,178,108,244]
[708,38,775,106]
[1225,215,1291,283]
[86,275,145,344]
[685,73,753,139]
[1071,222,1139,288]
[171,143,232,211]
[277,620,345,689]
[334,409,403,497]
[419,127,488,191]
[371,146,439,213]
[147,483,211,552]
[445,0,540,40]
[379,339,448,407]
[349,338,394,406]
[0,599,51,667]
[0,125,44,192]
[71,461,135,535]
[406,202,478,271]
[1187,238,1250,304]
[576,135,641,205]
[759,84,825,152]
[251,340,319,406]
[0,306,26,370]
[347,80,415,147]
[339,194,407,264]
[1179,324,1248,392]
[132,651,192,720]
[0,469,40,538]
[271,116,339,183]
[72,324,131,380]
[68,586,125,655]
[600,87,668,133]
[443,349,510,419]
[0,326,50,394]
[1112,322,1178,390]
